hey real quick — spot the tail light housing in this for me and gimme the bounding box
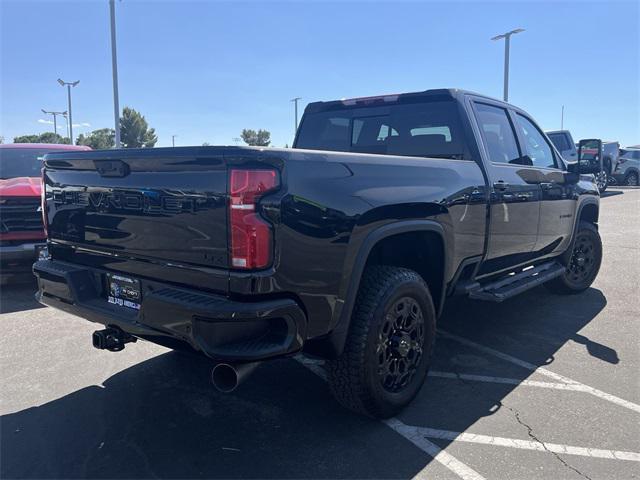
[229,169,279,269]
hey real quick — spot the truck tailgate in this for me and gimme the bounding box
[44,149,229,272]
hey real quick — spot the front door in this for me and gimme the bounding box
[471,101,541,274]
[513,113,576,255]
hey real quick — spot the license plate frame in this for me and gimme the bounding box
[106,273,142,310]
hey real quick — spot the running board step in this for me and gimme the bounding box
[468,262,566,302]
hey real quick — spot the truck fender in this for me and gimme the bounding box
[312,220,448,358]
[560,197,599,266]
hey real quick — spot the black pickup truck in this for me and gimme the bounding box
[34,89,602,417]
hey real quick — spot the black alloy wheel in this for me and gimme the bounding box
[376,296,425,393]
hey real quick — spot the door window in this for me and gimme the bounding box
[474,103,522,164]
[515,114,558,169]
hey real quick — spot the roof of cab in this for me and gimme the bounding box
[304,88,504,114]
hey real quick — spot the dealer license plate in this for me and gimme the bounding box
[107,273,141,310]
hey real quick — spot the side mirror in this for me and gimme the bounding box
[574,138,603,175]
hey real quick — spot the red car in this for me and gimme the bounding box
[0,143,91,284]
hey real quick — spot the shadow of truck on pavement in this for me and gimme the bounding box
[1,286,609,478]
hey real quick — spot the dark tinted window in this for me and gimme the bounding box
[296,100,467,159]
[515,114,557,168]
[473,103,521,164]
[0,148,49,179]
[548,133,571,152]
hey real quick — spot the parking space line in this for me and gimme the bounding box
[405,423,640,462]
[429,371,586,391]
[295,357,486,480]
[438,330,640,414]
[384,418,487,480]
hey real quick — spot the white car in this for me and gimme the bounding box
[612,148,640,186]
[546,130,578,162]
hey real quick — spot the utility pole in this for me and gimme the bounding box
[561,105,564,130]
[491,28,525,102]
[291,97,302,135]
[57,79,80,143]
[109,0,121,148]
[41,109,67,137]
[172,135,177,147]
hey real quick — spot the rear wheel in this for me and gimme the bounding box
[327,266,436,418]
[545,222,602,294]
[625,171,639,186]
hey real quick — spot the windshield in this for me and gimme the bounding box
[0,148,49,179]
[295,100,468,160]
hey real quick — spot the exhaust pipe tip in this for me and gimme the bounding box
[211,363,240,393]
[211,361,261,393]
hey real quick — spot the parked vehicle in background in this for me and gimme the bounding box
[547,129,578,162]
[0,143,91,284]
[602,141,620,181]
[612,148,640,186]
[547,131,619,192]
[34,89,602,418]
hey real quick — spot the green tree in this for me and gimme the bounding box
[13,133,69,144]
[240,129,271,146]
[120,107,157,148]
[76,128,115,149]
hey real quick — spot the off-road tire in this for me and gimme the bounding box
[327,266,436,418]
[545,222,602,295]
[625,171,639,186]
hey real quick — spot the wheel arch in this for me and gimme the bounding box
[558,198,599,267]
[305,220,450,359]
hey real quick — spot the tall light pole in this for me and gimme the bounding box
[109,0,121,148]
[172,135,178,147]
[291,97,302,135]
[490,28,524,102]
[62,112,70,139]
[57,79,79,143]
[41,109,67,136]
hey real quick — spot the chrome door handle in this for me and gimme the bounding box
[493,181,509,191]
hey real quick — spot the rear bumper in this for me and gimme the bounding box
[33,259,307,362]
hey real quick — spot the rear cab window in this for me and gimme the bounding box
[295,98,468,160]
[548,133,571,152]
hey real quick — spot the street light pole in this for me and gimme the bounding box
[57,79,80,143]
[491,28,524,102]
[291,97,302,135]
[109,0,121,148]
[41,109,67,136]
[172,135,177,147]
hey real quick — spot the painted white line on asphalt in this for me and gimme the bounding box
[294,357,486,480]
[429,371,587,391]
[385,418,487,480]
[409,424,640,462]
[438,330,640,414]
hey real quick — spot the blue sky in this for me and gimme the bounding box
[1,0,638,147]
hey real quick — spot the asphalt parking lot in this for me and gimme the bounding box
[1,188,638,480]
